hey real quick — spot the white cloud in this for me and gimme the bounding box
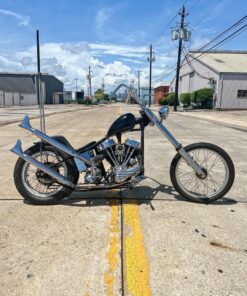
[95,7,114,29]
[0,9,30,26]
[0,40,176,93]
[6,41,144,92]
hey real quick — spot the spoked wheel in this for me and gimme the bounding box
[170,143,235,203]
[14,144,79,205]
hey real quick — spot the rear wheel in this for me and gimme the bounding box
[170,143,235,203]
[14,144,79,205]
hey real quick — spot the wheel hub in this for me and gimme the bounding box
[196,168,208,180]
[35,162,59,186]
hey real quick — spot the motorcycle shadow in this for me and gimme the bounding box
[61,177,237,208]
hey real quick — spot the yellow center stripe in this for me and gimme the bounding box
[120,105,152,295]
[123,199,152,296]
[104,199,120,296]
[104,106,152,295]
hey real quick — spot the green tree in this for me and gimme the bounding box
[180,93,191,107]
[167,93,175,106]
[158,97,169,106]
[191,88,214,109]
[94,88,104,101]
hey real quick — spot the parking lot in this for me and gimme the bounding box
[0,104,247,296]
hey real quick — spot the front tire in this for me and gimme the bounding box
[14,144,79,205]
[170,143,235,203]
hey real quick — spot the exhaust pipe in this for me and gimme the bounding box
[11,140,76,189]
[19,115,91,165]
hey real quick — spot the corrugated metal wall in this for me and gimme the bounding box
[0,92,38,106]
[217,74,247,109]
[178,58,219,94]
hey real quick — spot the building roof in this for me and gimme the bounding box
[154,81,170,88]
[188,51,247,73]
[0,73,63,94]
[0,74,36,93]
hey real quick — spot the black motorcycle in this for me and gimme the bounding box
[11,84,235,205]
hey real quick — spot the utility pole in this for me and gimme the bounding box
[136,70,141,98]
[75,78,78,92]
[147,44,155,107]
[173,6,190,111]
[36,30,45,133]
[102,78,105,93]
[87,66,92,98]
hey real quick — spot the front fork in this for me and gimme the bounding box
[144,108,206,178]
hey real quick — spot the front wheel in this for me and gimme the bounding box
[170,143,235,203]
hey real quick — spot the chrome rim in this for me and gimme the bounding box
[175,148,229,199]
[22,151,67,198]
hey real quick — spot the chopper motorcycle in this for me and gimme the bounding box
[11,84,235,205]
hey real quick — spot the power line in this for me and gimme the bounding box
[197,15,247,51]
[150,16,247,83]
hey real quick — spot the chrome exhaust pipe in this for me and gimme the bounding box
[11,139,76,189]
[19,115,91,165]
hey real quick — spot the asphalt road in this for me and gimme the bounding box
[0,104,246,296]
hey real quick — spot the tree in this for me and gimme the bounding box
[104,94,110,102]
[167,93,175,106]
[158,97,169,105]
[191,88,214,109]
[180,93,191,107]
[94,88,104,101]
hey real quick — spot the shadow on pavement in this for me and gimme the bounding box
[58,177,237,208]
[20,177,237,207]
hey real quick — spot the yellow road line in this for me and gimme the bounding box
[104,106,151,295]
[120,105,152,295]
[123,199,152,296]
[104,198,120,296]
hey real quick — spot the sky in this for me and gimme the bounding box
[0,0,246,93]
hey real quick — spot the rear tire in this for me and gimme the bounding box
[14,144,79,205]
[170,143,235,203]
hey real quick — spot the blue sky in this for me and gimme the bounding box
[0,0,246,92]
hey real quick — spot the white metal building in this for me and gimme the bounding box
[170,51,247,109]
[0,73,64,106]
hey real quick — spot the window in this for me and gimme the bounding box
[237,90,247,98]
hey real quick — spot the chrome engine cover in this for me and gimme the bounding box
[100,137,141,184]
[114,163,141,183]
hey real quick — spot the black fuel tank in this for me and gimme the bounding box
[107,113,136,136]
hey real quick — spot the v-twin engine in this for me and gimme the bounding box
[100,138,141,183]
[114,163,141,183]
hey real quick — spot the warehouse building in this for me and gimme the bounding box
[170,51,247,109]
[0,73,64,106]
